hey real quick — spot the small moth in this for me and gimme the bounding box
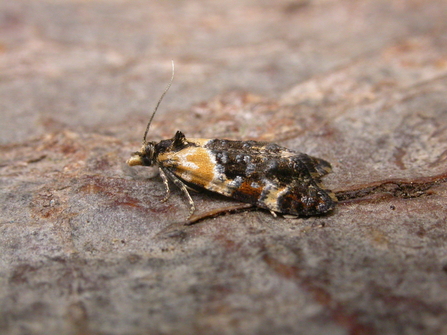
[127,62,336,219]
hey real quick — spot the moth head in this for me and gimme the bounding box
[127,142,156,166]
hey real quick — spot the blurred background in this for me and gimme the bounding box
[3,0,445,144]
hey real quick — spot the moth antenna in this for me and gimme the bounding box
[142,60,175,144]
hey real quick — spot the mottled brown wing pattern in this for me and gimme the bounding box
[152,133,336,216]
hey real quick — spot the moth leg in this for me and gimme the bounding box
[161,168,196,218]
[159,168,171,203]
[269,210,278,218]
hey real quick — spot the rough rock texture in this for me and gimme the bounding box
[1,1,447,334]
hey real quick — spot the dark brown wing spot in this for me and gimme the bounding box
[231,181,264,204]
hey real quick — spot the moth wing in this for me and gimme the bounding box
[260,143,332,179]
[158,140,336,216]
[276,181,336,216]
[304,155,332,178]
[159,146,236,196]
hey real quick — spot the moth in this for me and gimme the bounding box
[127,62,336,219]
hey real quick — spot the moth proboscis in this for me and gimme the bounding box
[127,61,337,220]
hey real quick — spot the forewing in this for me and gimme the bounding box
[158,138,335,216]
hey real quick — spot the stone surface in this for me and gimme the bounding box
[1,1,447,334]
